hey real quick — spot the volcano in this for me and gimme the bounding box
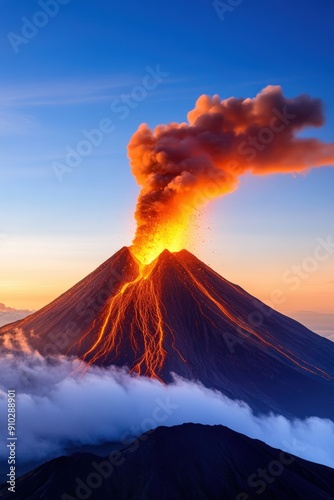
[1,247,333,419]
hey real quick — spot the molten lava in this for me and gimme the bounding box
[77,249,186,379]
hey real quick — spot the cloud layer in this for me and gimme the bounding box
[0,304,33,328]
[0,349,333,468]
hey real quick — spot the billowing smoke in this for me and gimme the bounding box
[128,85,334,262]
[0,350,333,468]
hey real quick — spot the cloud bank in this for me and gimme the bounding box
[0,350,333,468]
[0,304,33,328]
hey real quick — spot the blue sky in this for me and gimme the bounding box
[0,0,333,335]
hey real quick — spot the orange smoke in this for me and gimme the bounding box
[128,85,334,264]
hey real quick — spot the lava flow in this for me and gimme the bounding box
[76,251,186,379]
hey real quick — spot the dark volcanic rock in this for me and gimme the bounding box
[1,424,333,500]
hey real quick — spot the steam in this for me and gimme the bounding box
[0,350,333,468]
[128,85,334,259]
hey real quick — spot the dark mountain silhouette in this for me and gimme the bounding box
[1,247,333,418]
[1,424,333,500]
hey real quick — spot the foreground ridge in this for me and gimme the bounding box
[1,424,334,500]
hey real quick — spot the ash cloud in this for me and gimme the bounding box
[0,350,333,468]
[128,86,334,253]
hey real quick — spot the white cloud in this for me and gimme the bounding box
[0,350,333,468]
[0,304,33,327]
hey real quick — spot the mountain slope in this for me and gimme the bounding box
[1,424,333,500]
[1,247,333,418]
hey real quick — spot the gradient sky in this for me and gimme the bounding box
[0,0,333,337]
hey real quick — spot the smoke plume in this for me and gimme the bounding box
[128,85,334,263]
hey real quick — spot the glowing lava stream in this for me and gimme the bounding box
[78,251,184,380]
